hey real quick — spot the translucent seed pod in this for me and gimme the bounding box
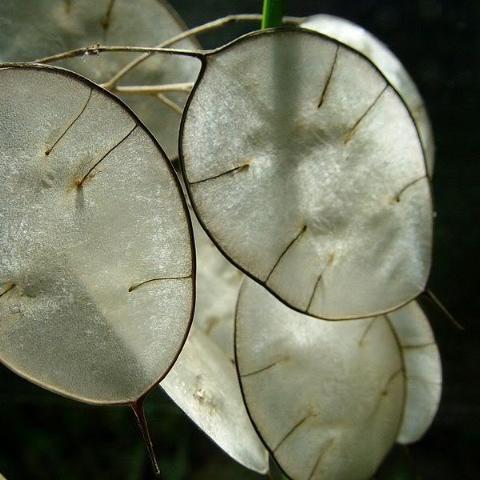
[181,28,433,320]
[235,279,441,479]
[0,64,194,405]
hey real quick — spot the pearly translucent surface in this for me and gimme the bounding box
[302,14,434,176]
[0,65,194,404]
[193,216,243,360]
[388,302,442,444]
[235,279,405,480]
[0,0,201,158]
[182,29,433,320]
[161,328,268,473]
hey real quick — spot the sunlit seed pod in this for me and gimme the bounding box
[0,64,194,405]
[160,328,268,474]
[181,28,433,320]
[302,14,435,176]
[387,301,442,444]
[0,0,201,158]
[235,279,406,480]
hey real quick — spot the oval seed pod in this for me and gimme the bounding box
[181,28,433,320]
[0,0,200,158]
[235,278,405,480]
[302,14,435,176]
[161,328,268,473]
[0,64,194,405]
[387,302,442,443]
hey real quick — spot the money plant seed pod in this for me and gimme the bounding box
[161,328,268,473]
[302,14,435,175]
[181,28,433,320]
[235,279,441,480]
[0,64,194,405]
[0,0,201,158]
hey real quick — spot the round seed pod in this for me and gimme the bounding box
[0,0,201,158]
[235,279,441,480]
[0,64,194,405]
[302,14,434,175]
[181,28,433,320]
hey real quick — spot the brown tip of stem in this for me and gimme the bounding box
[425,288,464,331]
[130,397,162,478]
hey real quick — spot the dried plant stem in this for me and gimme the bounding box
[113,82,194,95]
[101,13,305,88]
[34,45,204,65]
[155,94,183,114]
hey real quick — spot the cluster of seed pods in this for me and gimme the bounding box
[0,1,441,479]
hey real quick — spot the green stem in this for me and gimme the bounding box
[262,0,284,29]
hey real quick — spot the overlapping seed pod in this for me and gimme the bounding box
[181,28,433,320]
[235,279,441,480]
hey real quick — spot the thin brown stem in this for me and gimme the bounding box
[46,88,93,155]
[76,124,137,188]
[131,398,161,478]
[265,225,307,283]
[34,45,204,65]
[344,84,388,144]
[317,45,339,109]
[0,283,16,298]
[128,274,191,292]
[113,82,193,95]
[425,288,464,330]
[189,162,250,185]
[273,413,313,452]
[100,0,116,34]
[156,93,183,115]
[241,357,286,377]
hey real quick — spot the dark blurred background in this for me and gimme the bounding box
[0,1,478,478]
